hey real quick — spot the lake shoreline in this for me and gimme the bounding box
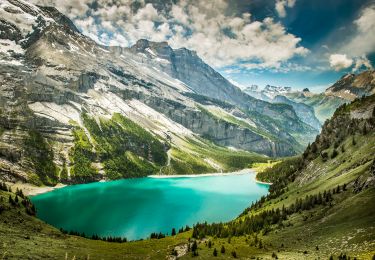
[30,169,270,241]
[148,168,253,178]
[9,182,67,197]
[14,168,271,197]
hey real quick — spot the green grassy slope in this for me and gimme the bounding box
[190,95,375,259]
[0,96,374,259]
[165,137,268,175]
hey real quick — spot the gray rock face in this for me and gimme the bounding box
[0,19,22,42]
[129,39,318,138]
[326,70,375,100]
[140,96,297,157]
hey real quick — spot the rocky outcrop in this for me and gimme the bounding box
[325,70,375,100]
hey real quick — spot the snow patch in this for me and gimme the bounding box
[154,57,170,64]
[145,48,156,56]
[0,39,24,54]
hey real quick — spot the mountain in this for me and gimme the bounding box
[193,94,375,258]
[243,84,292,102]
[0,0,320,186]
[244,85,322,131]
[1,95,374,259]
[285,90,347,124]
[325,70,375,100]
[291,70,375,123]
[272,95,321,132]
[128,39,317,140]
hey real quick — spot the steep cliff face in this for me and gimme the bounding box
[0,0,316,185]
[140,95,299,157]
[128,39,317,134]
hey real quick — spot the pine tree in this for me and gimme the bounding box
[171,228,176,236]
[213,248,218,257]
[191,241,198,253]
[363,124,367,135]
[331,149,338,159]
[231,250,237,258]
[352,136,356,145]
[8,195,14,205]
[221,245,225,254]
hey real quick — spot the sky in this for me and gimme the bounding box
[32,0,375,92]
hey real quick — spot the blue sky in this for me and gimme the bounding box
[33,0,375,92]
[219,0,375,91]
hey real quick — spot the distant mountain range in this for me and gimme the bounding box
[244,70,375,125]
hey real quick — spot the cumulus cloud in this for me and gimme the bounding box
[326,5,375,72]
[275,0,296,18]
[31,0,308,69]
[352,55,373,72]
[329,54,353,71]
[340,4,375,56]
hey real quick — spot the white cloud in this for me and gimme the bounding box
[31,0,308,69]
[329,54,353,71]
[275,0,296,18]
[340,4,375,56]
[227,78,246,89]
[352,55,373,72]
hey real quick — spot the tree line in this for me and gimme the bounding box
[60,229,128,243]
[192,185,345,239]
[0,182,36,216]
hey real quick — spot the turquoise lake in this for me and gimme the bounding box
[31,171,269,240]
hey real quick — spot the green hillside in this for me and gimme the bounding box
[0,96,374,259]
[190,95,375,258]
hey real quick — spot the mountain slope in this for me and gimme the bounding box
[0,0,319,185]
[128,39,318,143]
[192,94,375,258]
[244,85,322,130]
[285,91,347,123]
[326,70,375,100]
[273,95,321,131]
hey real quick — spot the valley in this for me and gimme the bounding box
[0,0,374,259]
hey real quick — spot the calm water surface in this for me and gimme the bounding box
[31,171,269,240]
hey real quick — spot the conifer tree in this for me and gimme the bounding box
[191,241,197,253]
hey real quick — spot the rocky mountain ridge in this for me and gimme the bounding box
[325,70,375,100]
